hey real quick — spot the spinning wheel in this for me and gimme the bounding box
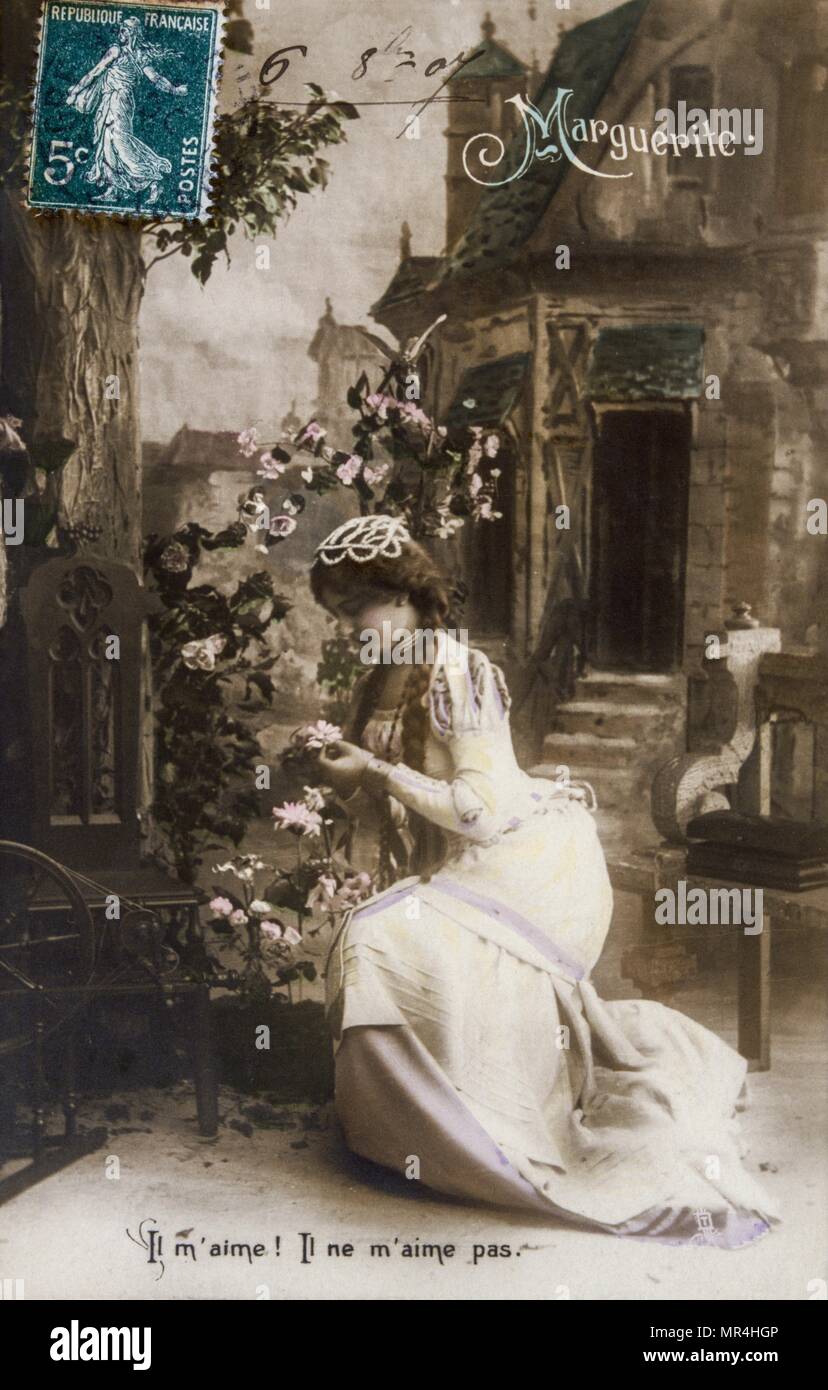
[0,841,105,1187]
[0,841,96,1046]
[0,841,218,1200]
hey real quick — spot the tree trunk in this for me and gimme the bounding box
[1,0,145,572]
[0,0,146,846]
[0,194,145,565]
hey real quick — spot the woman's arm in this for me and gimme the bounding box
[68,45,118,97]
[142,65,187,95]
[362,730,502,844]
[325,646,510,844]
[332,671,391,827]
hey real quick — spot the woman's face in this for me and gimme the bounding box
[321,586,420,643]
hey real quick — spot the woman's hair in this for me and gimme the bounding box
[309,530,452,876]
[119,18,171,62]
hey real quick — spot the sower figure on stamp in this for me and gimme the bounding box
[66,16,187,206]
[311,515,779,1248]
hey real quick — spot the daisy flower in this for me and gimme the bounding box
[272,802,323,836]
[297,720,343,750]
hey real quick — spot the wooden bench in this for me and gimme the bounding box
[607,845,828,1070]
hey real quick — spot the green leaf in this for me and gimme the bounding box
[245,671,274,704]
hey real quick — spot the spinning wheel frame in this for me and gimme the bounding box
[0,841,97,1051]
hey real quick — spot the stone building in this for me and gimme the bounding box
[308,298,394,433]
[370,0,828,835]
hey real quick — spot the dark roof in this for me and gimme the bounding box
[587,324,705,401]
[446,353,532,429]
[159,427,249,470]
[371,255,445,317]
[448,36,526,82]
[439,0,649,283]
[308,315,392,363]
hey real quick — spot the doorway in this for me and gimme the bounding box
[463,437,515,637]
[589,407,691,672]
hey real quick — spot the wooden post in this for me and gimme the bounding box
[190,984,219,1138]
[526,294,550,658]
[738,913,771,1071]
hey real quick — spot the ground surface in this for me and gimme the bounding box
[1,905,825,1301]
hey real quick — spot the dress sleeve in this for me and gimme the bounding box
[365,645,512,844]
[340,672,406,831]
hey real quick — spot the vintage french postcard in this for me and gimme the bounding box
[25,1,224,220]
[1,0,826,1347]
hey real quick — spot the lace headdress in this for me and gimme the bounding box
[314,514,411,566]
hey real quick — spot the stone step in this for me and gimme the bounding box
[554,700,659,739]
[530,764,642,811]
[540,731,639,770]
[594,807,657,853]
[581,775,642,810]
[576,670,686,706]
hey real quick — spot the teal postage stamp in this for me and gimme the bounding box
[26,2,225,221]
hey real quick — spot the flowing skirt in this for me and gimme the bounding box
[325,797,779,1247]
[74,66,172,193]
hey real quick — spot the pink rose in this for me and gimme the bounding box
[297,421,326,446]
[208,896,234,917]
[237,427,259,458]
[257,452,286,480]
[336,455,362,485]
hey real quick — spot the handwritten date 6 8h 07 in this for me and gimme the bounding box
[257,26,487,137]
[260,25,475,87]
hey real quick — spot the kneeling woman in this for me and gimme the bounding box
[311,514,778,1247]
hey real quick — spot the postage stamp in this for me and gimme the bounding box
[26,2,225,221]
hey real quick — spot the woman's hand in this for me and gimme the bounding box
[318,740,372,799]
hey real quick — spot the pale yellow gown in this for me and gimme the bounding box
[325,632,778,1245]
